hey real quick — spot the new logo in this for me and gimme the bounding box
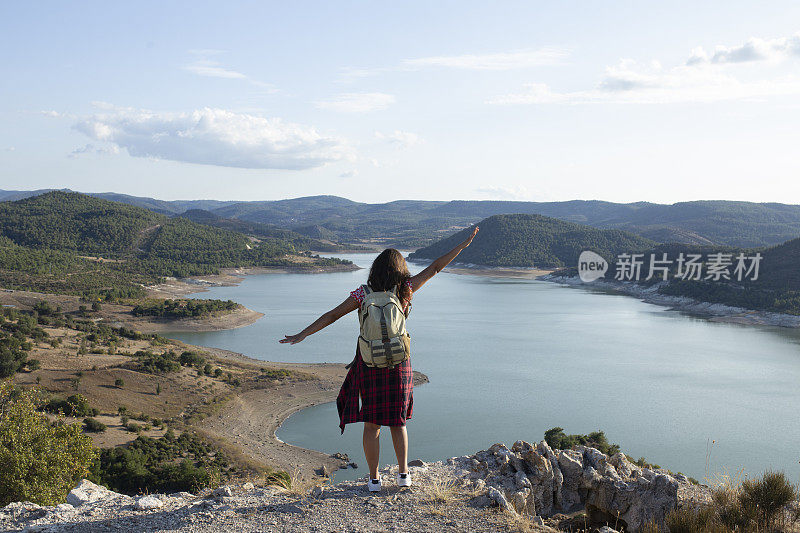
[578,250,608,282]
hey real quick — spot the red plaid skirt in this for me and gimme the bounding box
[337,345,413,433]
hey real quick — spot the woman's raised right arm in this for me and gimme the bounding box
[410,225,479,291]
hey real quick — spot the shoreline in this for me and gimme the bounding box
[146,262,362,300]
[543,273,800,328]
[406,258,555,279]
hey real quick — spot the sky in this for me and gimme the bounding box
[2,1,800,204]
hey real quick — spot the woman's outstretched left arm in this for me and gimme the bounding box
[279,297,359,345]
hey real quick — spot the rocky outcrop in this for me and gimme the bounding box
[462,440,693,531]
[66,479,131,507]
[0,446,709,532]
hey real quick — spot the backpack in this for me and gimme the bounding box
[356,284,411,369]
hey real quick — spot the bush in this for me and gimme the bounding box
[544,427,621,456]
[133,350,180,374]
[0,381,97,506]
[89,433,231,495]
[656,471,800,533]
[180,351,205,368]
[114,378,125,388]
[43,394,98,417]
[26,359,41,372]
[739,471,798,530]
[663,505,731,533]
[83,417,107,433]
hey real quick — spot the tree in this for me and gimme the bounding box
[114,378,124,388]
[0,381,97,506]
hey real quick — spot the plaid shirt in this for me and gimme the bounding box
[337,346,414,434]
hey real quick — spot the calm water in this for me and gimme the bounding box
[168,253,800,483]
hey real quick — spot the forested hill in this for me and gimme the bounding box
[177,209,347,252]
[655,235,800,314]
[4,189,800,248]
[407,214,656,268]
[0,192,349,298]
[0,191,257,260]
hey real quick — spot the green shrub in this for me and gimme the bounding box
[739,471,798,530]
[89,433,231,495]
[661,505,732,533]
[114,378,125,388]
[133,350,180,374]
[26,359,41,371]
[261,368,292,380]
[43,394,98,417]
[544,427,621,456]
[0,381,97,506]
[83,417,107,433]
[180,351,205,367]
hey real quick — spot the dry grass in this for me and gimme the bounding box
[500,508,550,532]
[268,466,323,499]
[424,477,458,505]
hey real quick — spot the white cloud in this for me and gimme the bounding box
[182,51,277,91]
[69,143,120,158]
[183,61,248,79]
[315,93,395,113]
[3,147,15,152]
[687,33,800,65]
[491,33,800,105]
[339,169,358,178]
[474,184,531,200]
[72,105,352,170]
[374,130,420,148]
[339,47,568,81]
[402,48,568,70]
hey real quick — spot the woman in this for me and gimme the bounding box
[279,226,479,491]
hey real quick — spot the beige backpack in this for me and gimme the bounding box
[356,284,411,369]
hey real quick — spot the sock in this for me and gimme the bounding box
[399,473,408,478]
[370,478,379,483]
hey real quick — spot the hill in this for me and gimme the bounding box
[408,214,656,268]
[0,192,351,299]
[4,189,800,248]
[177,209,346,252]
[654,236,800,314]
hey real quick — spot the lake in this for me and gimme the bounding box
[168,252,800,483]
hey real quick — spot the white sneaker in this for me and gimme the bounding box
[367,476,381,492]
[396,472,412,487]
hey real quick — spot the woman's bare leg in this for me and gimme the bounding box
[389,425,408,474]
[363,422,381,479]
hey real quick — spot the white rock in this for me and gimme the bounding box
[487,486,511,511]
[213,485,233,498]
[66,479,123,507]
[242,482,255,491]
[135,495,163,510]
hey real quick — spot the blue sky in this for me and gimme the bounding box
[2,1,800,203]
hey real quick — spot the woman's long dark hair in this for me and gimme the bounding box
[368,249,412,303]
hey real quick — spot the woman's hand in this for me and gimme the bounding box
[460,226,479,249]
[279,333,306,345]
